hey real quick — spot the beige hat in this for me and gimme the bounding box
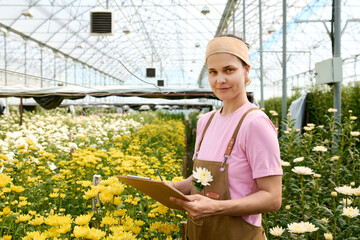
[206,36,251,86]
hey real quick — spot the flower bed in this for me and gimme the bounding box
[266,109,360,239]
[0,111,186,239]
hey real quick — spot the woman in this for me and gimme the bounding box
[169,35,283,240]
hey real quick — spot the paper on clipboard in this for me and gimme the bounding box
[117,175,189,211]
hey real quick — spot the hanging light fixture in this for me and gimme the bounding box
[201,5,210,15]
[21,9,34,18]
[123,26,130,34]
[0,27,7,35]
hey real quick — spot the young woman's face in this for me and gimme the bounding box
[207,53,249,103]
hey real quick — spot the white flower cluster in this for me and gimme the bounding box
[269,110,278,116]
[342,206,359,218]
[335,185,360,196]
[287,221,319,234]
[291,166,314,175]
[193,167,213,186]
[312,146,327,152]
[0,112,142,154]
[269,225,284,236]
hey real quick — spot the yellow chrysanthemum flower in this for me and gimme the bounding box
[75,213,93,225]
[134,220,145,226]
[58,223,71,234]
[108,182,125,195]
[28,216,44,226]
[83,187,100,200]
[22,231,47,240]
[73,225,90,238]
[10,185,25,193]
[0,174,13,188]
[99,191,114,204]
[15,214,32,223]
[86,227,106,240]
[49,193,59,198]
[112,196,123,206]
[100,216,118,227]
[2,206,11,216]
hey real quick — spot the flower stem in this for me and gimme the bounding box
[301,175,305,220]
[333,197,337,239]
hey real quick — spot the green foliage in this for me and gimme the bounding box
[264,81,360,127]
[266,113,360,239]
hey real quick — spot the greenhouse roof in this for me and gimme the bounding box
[0,0,359,100]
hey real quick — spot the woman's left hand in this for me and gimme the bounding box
[170,194,219,220]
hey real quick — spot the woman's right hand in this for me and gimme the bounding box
[166,181,176,189]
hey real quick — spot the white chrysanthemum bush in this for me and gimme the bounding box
[266,109,360,239]
[0,109,187,239]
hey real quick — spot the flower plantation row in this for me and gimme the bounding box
[0,111,187,240]
[265,109,360,239]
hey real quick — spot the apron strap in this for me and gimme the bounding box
[194,110,217,156]
[224,107,259,156]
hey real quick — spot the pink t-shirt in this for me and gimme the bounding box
[195,102,283,226]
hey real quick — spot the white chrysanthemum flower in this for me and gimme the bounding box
[335,186,354,196]
[269,225,285,237]
[281,160,290,167]
[350,116,357,121]
[350,131,360,137]
[292,166,314,175]
[331,156,340,161]
[328,108,337,113]
[301,221,319,232]
[287,222,307,234]
[269,110,278,116]
[47,161,57,171]
[303,126,313,131]
[293,157,304,163]
[324,233,333,240]
[342,198,353,206]
[342,206,359,218]
[287,222,318,234]
[193,167,213,186]
[69,142,78,149]
[312,146,327,152]
[353,188,360,196]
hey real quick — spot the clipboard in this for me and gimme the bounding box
[117,175,189,211]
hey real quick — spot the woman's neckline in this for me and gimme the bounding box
[219,102,250,118]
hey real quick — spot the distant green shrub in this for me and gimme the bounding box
[263,81,360,128]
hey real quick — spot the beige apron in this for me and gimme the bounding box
[186,108,265,240]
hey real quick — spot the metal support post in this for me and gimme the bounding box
[259,0,264,108]
[4,33,7,86]
[74,63,76,85]
[65,59,68,86]
[54,54,56,86]
[243,0,246,40]
[281,0,287,129]
[40,46,43,87]
[24,40,27,85]
[333,0,342,145]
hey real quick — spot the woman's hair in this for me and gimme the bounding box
[217,34,250,49]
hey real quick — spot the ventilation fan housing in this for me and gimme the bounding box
[157,80,164,87]
[90,10,114,36]
[146,68,156,78]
